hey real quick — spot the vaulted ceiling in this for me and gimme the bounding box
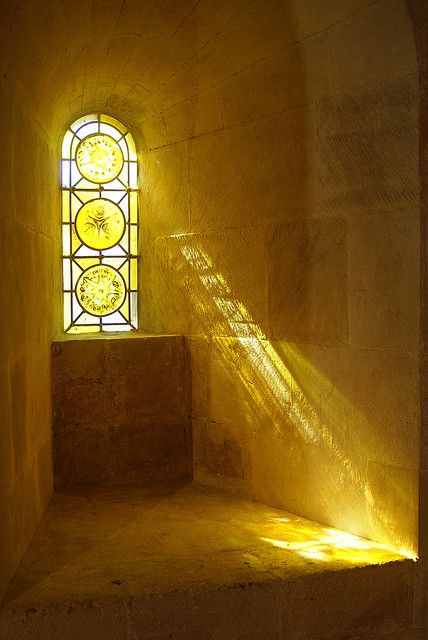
[1,0,417,148]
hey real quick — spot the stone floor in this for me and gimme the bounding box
[0,482,416,640]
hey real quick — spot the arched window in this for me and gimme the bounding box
[61,114,138,333]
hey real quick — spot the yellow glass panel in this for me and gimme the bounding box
[71,225,81,253]
[63,292,71,328]
[119,231,129,253]
[119,262,129,288]
[76,264,126,317]
[77,191,99,205]
[101,114,127,135]
[102,257,124,268]
[62,192,70,222]
[75,199,125,250]
[74,258,100,273]
[62,227,71,256]
[130,225,138,254]
[71,194,83,222]
[120,305,130,321]
[129,192,138,223]
[76,134,124,183]
[130,259,138,290]
[62,130,74,158]
[72,259,100,289]
[125,133,137,161]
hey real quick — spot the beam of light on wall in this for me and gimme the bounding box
[171,241,417,558]
[180,243,358,451]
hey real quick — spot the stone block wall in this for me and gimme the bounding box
[0,0,424,620]
[52,336,191,489]
[137,0,421,555]
[0,77,56,600]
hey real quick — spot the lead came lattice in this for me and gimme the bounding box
[61,114,138,333]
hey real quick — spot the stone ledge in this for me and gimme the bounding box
[51,335,191,489]
[0,482,416,640]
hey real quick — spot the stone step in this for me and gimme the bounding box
[0,482,416,640]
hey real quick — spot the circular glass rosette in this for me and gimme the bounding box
[75,199,125,250]
[76,264,126,317]
[76,133,124,183]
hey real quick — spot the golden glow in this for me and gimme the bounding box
[76,265,126,316]
[75,199,125,250]
[180,244,319,443]
[62,114,138,332]
[170,240,418,556]
[259,517,416,564]
[76,134,123,183]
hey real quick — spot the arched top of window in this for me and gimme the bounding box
[61,114,138,334]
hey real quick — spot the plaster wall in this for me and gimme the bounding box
[0,78,56,600]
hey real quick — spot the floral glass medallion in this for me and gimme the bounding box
[76,133,124,183]
[75,199,125,250]
[76,264,126,316]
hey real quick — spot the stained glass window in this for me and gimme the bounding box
[61,114,138,333]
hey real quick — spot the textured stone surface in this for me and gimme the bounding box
[409,2,428,637]
[0,483,416,640]
[0,75,55,602]
[317,78,419,212]
[0,0,425,631]
[136,0,422,570]
[327,0,416,93]
[52,336,191,488]
[268,219,348,343]
[195,338,419,551]
[348,208,420,351]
